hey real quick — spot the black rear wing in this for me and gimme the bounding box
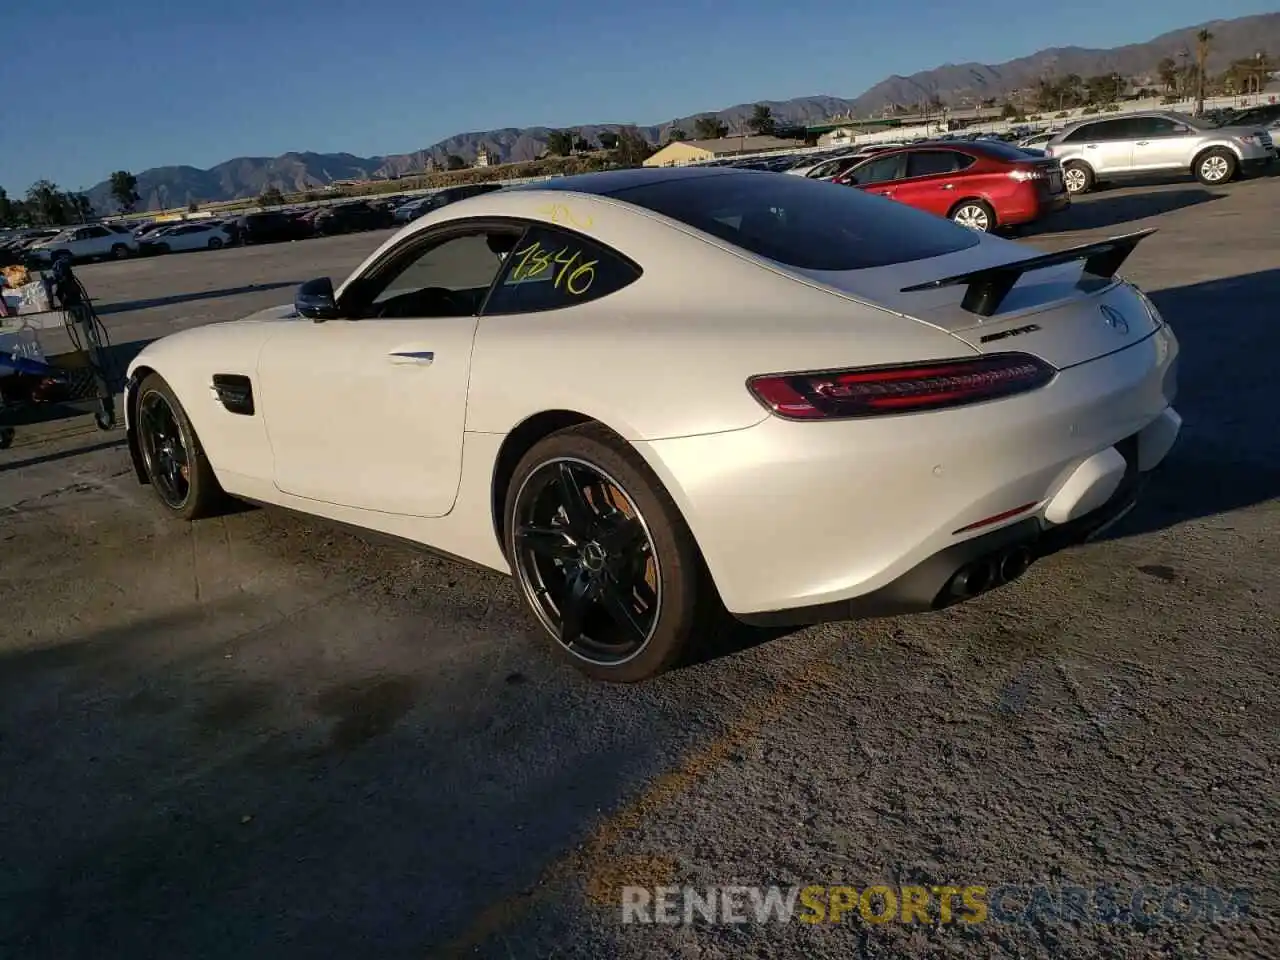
[899,228,1157,318]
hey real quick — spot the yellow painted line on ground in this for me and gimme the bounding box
[438,653,843,955]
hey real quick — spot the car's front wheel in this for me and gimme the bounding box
[208,237,224,249]
[1194,148,1236,185]
[135,373,224,521]
[111,244,131,260]
[504,423,709,682]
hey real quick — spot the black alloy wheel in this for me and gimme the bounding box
[138,389,191,509]
[512,458,662,667]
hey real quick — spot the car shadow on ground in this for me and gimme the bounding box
[1098,267,1280,540]
[95,281,301,316]
[1019,187,1223,236]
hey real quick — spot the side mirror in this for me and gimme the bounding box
[295,277,340,321]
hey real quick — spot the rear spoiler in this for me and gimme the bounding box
[899,228,1157,318]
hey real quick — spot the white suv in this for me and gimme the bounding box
[28,224,139,264]
[1044,110,1276,194]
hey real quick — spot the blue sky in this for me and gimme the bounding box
[1,0,1274,195]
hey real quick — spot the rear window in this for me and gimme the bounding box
[609,171,980,270]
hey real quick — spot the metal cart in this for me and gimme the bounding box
[0,262,118,449]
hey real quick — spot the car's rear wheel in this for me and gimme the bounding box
[1062,161,1094,195]
[504,423,708,683]
[1194,148,1236,185]
[950,200,995,232]
[111,244,131,259]
[208,237,223,249]
[136,373,224,521]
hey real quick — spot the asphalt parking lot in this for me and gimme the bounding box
[1,177,1278,959]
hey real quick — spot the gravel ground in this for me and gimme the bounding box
[1,175,1277,959]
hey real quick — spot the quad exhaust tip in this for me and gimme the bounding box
[999,546,1033,583]
[948,545,1035,600]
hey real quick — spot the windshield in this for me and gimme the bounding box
[609,171,981,271]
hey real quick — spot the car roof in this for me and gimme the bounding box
[511,165,754,197]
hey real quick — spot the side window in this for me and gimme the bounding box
[1063,123,1097,143]
[1131,117,1179,138]
[483,226,641,316]
[87,226,110,238]
[362,228,521,319]
[848,153,904,185]
[906,150,972,178]
[1093,119,1136,141]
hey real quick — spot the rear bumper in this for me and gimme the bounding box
[735,421,1168,627]
[1000,185,1069,226]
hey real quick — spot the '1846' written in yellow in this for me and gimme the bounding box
[509,241,598,296]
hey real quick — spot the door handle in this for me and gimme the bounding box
[1136,141,1149,146]
[942,183,956,190]
[882,190,894,197]
[1086,144,1098,149]
[388,351,434,365]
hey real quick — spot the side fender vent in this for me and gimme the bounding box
[212,374,255,416]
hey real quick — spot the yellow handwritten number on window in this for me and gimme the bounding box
[510,242,598,296]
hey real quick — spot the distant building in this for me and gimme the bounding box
[643,135,803,167]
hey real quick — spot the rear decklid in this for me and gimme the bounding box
[793,229,1161,369]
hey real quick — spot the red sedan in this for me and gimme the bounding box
[831,140,1070,232]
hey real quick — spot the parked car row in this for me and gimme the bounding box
[689,105,1276,234]
[0,186,513,269]
[0,228,62,266]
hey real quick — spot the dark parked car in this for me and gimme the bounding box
[234,211,313,245]
[392,183,505,223]
[312,200,395,236]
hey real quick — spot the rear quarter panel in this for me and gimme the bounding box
[461,196,977,440]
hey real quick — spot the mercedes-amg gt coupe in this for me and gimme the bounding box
[123,167,1181,682]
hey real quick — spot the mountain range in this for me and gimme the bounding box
[85,13,1280,213]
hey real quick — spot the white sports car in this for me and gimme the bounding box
[124,167,1182,682]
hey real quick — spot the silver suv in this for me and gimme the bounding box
[1044,110,1276,194]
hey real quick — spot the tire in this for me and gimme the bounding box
[51,250,72,264]
[949,199,996,232]
[504,422,709,683]
[135,372,224,521]
[1062,161,1094,195]
[1194,148,1236,185]
[208,237,223,250]
[111,244,131,260]
[0,427,13,450]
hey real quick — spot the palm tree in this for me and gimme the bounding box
[1194,29,1213,115]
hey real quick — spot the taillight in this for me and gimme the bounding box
[1008,166,1045,182]
[747,354,1056,420]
